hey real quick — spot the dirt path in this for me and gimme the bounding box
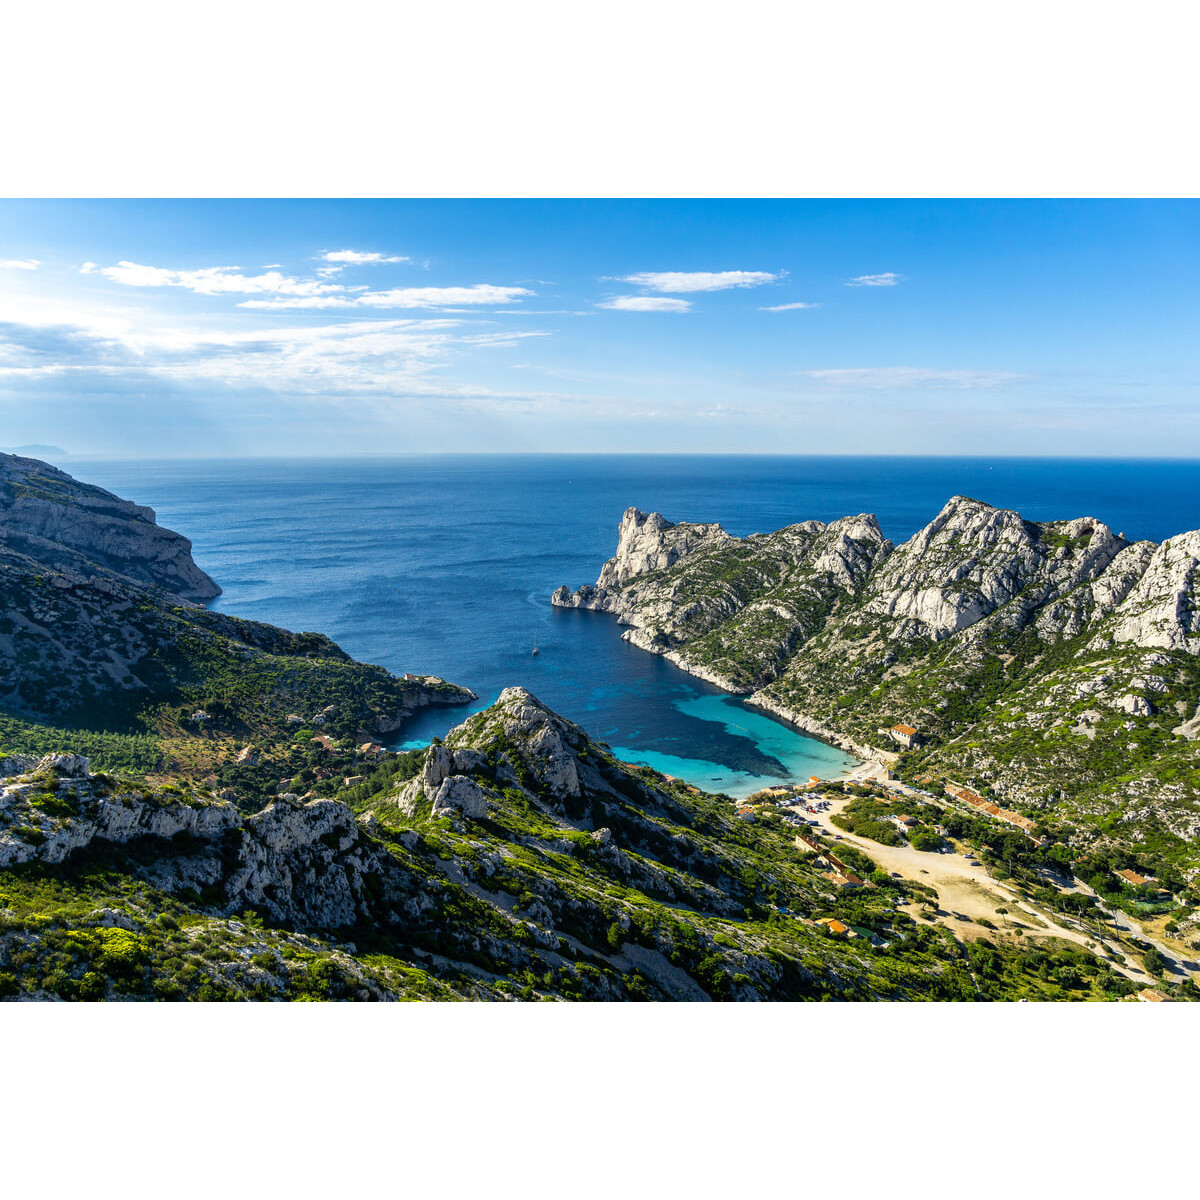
[802,795,1153,981]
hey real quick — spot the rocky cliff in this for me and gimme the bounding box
[557,497,1200,864]
[0,452,220,601]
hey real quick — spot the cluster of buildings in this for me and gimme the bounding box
[793,831,875,890]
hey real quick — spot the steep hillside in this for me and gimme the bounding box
[0,456,474,786]
[0,693,1148,1001]
[555,499,1200,870]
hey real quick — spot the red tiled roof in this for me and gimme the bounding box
[1116,868,1148,886]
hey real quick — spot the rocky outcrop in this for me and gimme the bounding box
[555,508,892,691]
[0,451,220,601]
[394,743,496,819]
[1105,529,1200,653]
[0,754,388,928]
[598,506,732,588]
[861,498,1130,642]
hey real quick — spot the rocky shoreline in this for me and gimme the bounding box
[552,528,893,773]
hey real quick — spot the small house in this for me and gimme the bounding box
[1116,868,1152,889]
[890,724,920,749]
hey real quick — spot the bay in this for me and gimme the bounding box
[69,454,1200,798]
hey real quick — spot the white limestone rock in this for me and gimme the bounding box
[1106,528,1200,652]
[599,507,733,588]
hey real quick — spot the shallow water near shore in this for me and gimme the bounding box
[69,454,1200,799]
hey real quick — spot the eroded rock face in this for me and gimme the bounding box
[394,743,498,819]
[554,508,893,692]
[861,498,1129,642]
[0,757,389,928]
[0,451,220,601]
[1106,529,1200,653]
[597,507,733,588]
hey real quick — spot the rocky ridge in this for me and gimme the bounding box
[556,498,1200,863]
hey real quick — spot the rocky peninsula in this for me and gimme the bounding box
[555,499,1200,869]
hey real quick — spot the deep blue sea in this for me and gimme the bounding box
[69,455,1200,798]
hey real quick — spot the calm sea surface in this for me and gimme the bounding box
[71,455,1200,798]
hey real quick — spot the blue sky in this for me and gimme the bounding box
[0,198,1196,457]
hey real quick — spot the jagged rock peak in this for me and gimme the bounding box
[0,451,221,601]
[862,495,1130,641]
[597,506,733,588]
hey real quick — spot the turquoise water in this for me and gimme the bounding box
[610,694,858,798]
[68,454,1200,799]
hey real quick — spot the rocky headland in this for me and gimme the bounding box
[0,451,221,601]
[555,499,1200,868]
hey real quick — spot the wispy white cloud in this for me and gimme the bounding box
[800,367,1027,389]
[617,270,783,293]
[241,284,534,311]
[320,249,409,265]
[97,260,348,297]
[0,258,39,270]
[845,272,904,287]
[760,301,820,312]
[597,295,692,313]
[0,302,550,394]
[89,259,530,310]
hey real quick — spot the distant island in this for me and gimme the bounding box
[2,445,67,458]
[0,453,1195,1001]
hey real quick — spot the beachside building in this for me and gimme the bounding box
[889,724,920,749]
